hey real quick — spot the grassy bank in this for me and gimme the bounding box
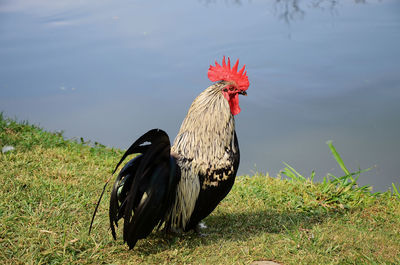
[1,114,399,264]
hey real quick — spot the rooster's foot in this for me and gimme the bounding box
[195,222,208,237]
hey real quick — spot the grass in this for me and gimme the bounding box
[1,113,399,264]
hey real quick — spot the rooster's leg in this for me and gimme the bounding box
[164,225,183,235]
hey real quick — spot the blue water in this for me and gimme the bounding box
[1,0,399,191]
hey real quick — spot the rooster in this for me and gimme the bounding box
[89,56,249,249]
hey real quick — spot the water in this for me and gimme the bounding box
[1,0,399,191]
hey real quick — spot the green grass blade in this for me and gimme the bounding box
[392,183,400,198]
[327,140,350,176]
[282,162,307,181]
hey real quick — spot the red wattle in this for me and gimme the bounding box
[230,93,241,115]
[222,92,240,116]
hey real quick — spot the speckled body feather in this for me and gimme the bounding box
[169,81,240,230]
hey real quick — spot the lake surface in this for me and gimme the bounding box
[1,0,399,191]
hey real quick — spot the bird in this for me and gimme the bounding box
[89,56,249,249]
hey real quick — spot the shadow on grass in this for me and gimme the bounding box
[133,208,343,255]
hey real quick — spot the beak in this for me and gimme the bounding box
[239,91,247,96]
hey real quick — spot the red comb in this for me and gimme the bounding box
[208,56,249,91]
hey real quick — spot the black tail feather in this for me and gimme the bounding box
[109,155,143,239]
[111,129,165,175]
[107,129,181,249]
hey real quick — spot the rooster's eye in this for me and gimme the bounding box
[223,86,235,92]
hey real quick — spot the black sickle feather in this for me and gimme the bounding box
[111,129,164,175]
[109,155,143,239]
[121,135,170,247]
[90,129,181,249]
[89,129,176,236]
